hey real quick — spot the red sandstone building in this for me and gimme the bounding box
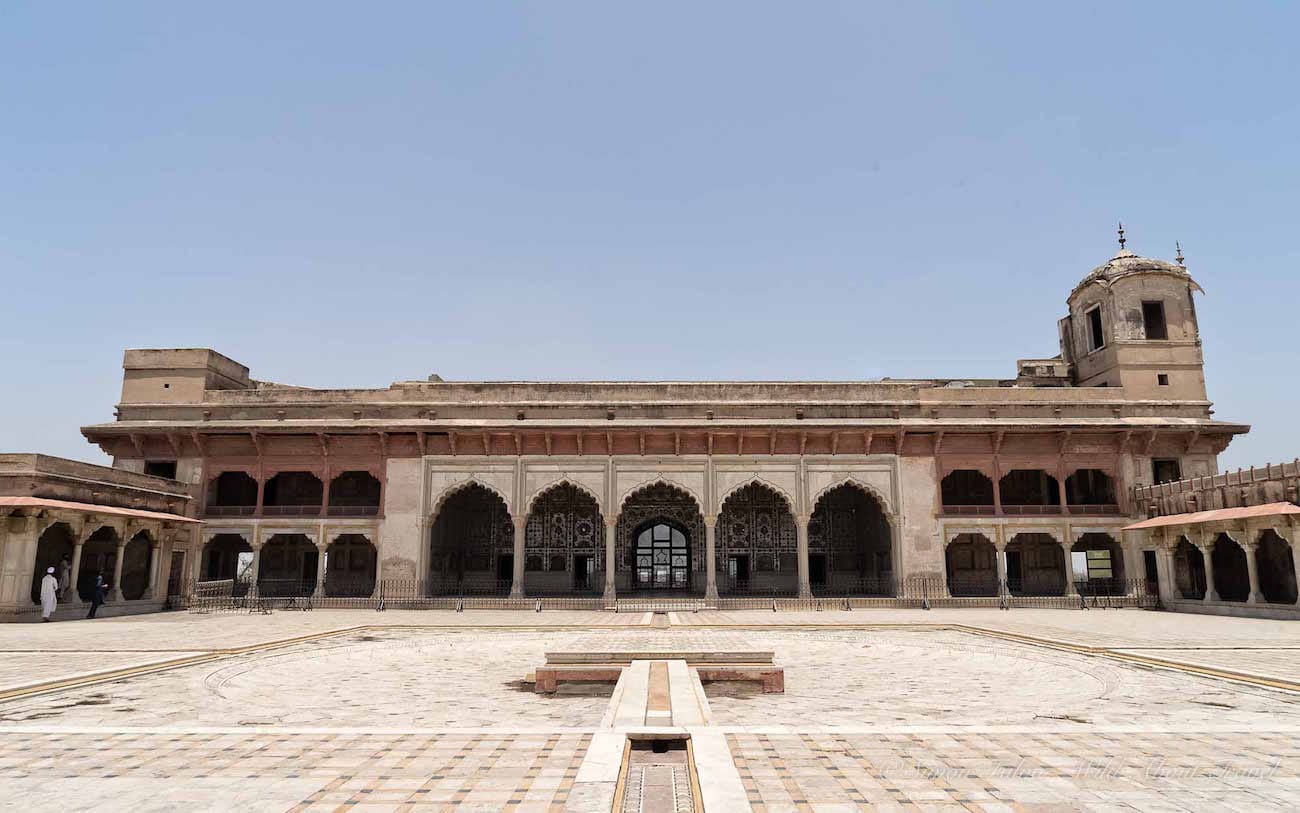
[5,240,1298,618]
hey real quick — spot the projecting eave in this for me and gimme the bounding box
[82,416,1251,435]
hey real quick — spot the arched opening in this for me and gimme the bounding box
[810,483,893,596]
[617,483,703,594]
[257,534,318,597]
[718,483,796,595]
[1256,530,1298,605]
[30,522,75,604]
[76,526,120,601]
[945,533,998,596]
[1211,534,1250,602]
[524,483,604,595]
[263,472,323,516]
[1071,533,1125,595]
[1005,533,1065,596]
[328,471,381,516]
[202,534,254,595]
[940,470,995,514]
[119,531,153,600]
[1172,537,1206,599]
[429,484,513,595]
[1065,469,1118,513]
[207,471,257,515]
[325,535,378,597]
[999,470,1061,514]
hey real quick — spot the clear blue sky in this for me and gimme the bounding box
[2,2,1296,469]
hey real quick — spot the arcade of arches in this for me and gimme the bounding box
[197,531,378,598]
[944,531,1129,598]
[1169,529,1300,606]
[421,480,896,599]
[26,522,168,607]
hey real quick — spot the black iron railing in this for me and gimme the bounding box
[173,575,1159,613]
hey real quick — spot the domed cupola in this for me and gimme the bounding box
[1057,225,1208,400]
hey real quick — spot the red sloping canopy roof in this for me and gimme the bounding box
[0,496,201,524]
[1124,502,1300,531]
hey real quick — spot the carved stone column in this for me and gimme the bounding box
[796,514,811,599]
[510,517,525,598]
[1198,542,1219,602]
[68,535,86,602]
[248,541,263,598]
[603,518,617,603]
[146,539,161,600]
[108,535,128,602]
[704,515,718,601]
[1062,539,1076,597]
[1243,539,1264,605]
[994,538,1008,587]
[313,537,329,599]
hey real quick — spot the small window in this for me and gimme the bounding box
[1142,301,1168,340]
[1152,458,1182,484]
[1157,373,1170,387]
[144,460,177,479]
[1086,307,1105,351]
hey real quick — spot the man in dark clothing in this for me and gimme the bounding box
[87,572,109,619]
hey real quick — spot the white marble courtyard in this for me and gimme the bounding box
[0,608,1297,811]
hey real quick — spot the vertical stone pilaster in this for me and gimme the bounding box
[510,517,525,598]
[603,519,617,603]
[1062,540,1076,597]
[796,514,811,599]
[704,515,718,601]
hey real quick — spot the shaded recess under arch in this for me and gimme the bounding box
[428,483,513,595]
[945,533,998,596]
[810,482,893,596]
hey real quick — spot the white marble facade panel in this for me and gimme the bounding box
[712,464,799,513]
[427,462,518,519]
[805,461,896,517]
[522,464,608,516]
[614,462,707,514]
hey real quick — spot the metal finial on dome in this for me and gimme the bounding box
[1175,241,1185,266]
[1117,221,1126,250]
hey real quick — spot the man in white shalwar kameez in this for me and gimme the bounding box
[40,567,58,622]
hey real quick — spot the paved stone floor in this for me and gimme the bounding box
[0,608,1296,811]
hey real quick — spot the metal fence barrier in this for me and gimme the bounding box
[174,575,1158,613]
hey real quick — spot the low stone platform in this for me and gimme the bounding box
[534,641,784,694]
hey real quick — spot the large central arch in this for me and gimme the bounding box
[616,482,704,594]
[810,482,894,596]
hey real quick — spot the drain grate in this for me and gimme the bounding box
[618,738,698,813]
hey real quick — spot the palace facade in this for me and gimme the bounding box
[65,241,1271,611]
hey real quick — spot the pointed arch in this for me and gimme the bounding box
[619,477,704,515]
[430,478,514,522]
[717,480,797,595]
[525,477,604,517]
[719,477,794,514]
[810,477,892,519]
[428,480,513,594]
[809,480,895,594]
